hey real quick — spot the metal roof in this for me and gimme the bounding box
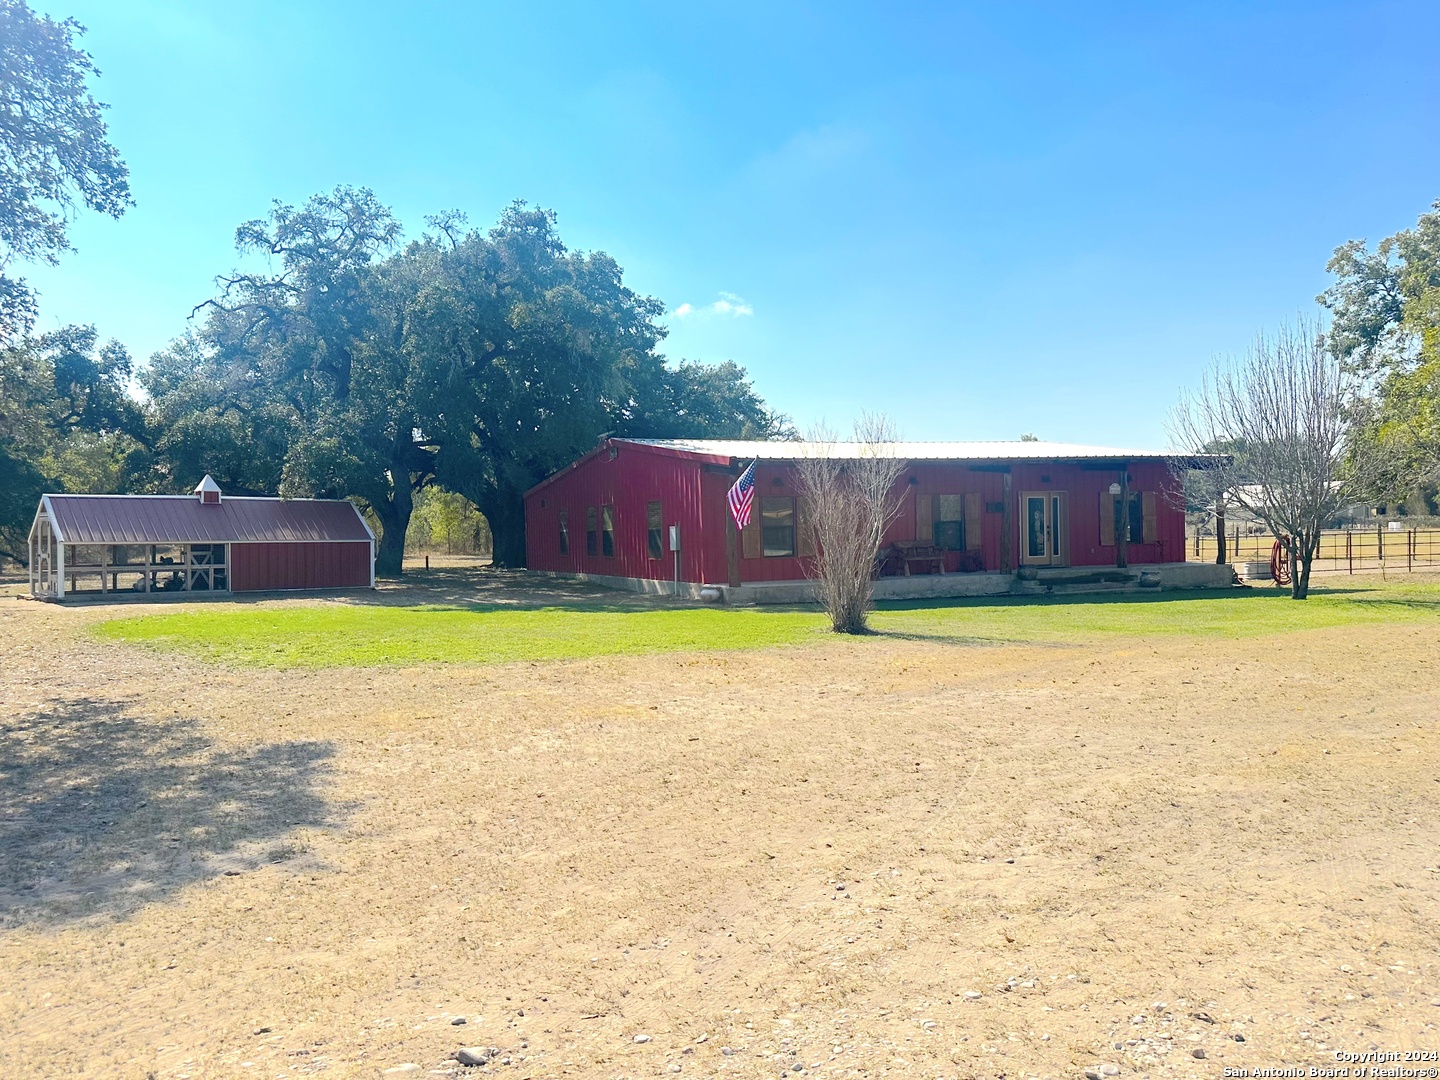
[618,438,1200,462]
[524,437,1224,497]
[41,494,373,545]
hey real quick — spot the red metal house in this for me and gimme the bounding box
[28,475,375,601]
[524,439,1221,600]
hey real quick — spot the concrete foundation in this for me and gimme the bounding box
[530,562,1238,605]
[526,569,717,600]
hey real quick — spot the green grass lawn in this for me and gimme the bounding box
[870,578,1440,643]
[92,604,823,668]
[90,579,1440,669]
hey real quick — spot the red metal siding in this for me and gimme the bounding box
[231,542,372,592]
[524,445,716,583]
[525,446,1189,584]
[1051,460,1185,566]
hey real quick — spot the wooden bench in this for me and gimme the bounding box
[886,541,946,576]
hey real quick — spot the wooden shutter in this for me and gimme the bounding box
[916,492,933,541]
[1142,491,1158,543]
[1099,493,1115,546]
[796,497,816,556]
[963,493,982,550]
[742,508,761,558]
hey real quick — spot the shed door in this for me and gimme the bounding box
[33,517,58,597]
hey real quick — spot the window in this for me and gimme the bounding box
[647,501,664,559]
[586,507,597,556]
[1114,494,1144,544]
[601,504,615,557]
[761,497,796,557]
[933,494,965,551]
[558,509,570,555]
[1102,491,1156,545]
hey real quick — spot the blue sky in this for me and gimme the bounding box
[22,0,1440,446]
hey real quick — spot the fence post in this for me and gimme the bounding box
[1378,523,1384,564]
[1409,529,1414,573]
[1347,529,1352,574]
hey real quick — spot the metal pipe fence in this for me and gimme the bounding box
[1189,526,1440,574]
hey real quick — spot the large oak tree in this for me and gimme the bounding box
[0,0,131,339]
[163,192,785,573]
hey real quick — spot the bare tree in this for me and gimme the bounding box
[1169,315,1371,599]
[1173,445,1238,564]
[795,413,906,633]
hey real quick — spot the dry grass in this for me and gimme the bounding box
[1,574,1438,1080]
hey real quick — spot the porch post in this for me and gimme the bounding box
[725,508,741,588]
[1001,471,1013,572]
[1116,466,1130,569]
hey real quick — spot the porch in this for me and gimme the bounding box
[720,562,1235,605]
[530,562,1237,605]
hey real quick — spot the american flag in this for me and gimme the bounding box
[727,460,758,529]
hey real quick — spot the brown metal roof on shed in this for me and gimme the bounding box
[43,494,373,545]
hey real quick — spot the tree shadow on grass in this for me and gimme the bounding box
[868,629,1050,648]
[1341,595,1440,612]
[58,564,706,615]
[0,696,339,928]
[871,587,1282,614]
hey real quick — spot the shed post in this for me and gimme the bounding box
[56,540,66,599]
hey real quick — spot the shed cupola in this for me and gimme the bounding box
[194,474,222,505]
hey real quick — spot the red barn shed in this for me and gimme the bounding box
[27,475,375,601]
[524,439,1228,601]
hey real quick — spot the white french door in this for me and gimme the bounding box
[1019,491,1069,566]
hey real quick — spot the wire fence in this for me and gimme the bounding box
[1189,527,1440,574]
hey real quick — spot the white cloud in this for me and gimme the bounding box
[670,292,753,319]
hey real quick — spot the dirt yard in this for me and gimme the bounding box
[2,577,1438,1080]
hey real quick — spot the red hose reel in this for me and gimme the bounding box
[1270,537,1293,586]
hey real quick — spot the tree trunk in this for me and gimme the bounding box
[1290,532,1315,600]
[1215,502,1227,564]
[481,491,527,568]
[375,519,406,577]
[372,478,415,578]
